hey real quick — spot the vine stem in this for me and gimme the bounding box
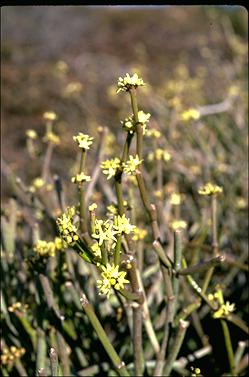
[80,294,130,376]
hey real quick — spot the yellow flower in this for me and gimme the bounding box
[101,158,121,180]
[170,193,182,205]
[30,177,45,192]
[148,149,171,162]
[92,219,117,247]
[122,111,151,134]
[213,301,236,319]
[56,206,79,246]
[73,132,94,150]
[43,111,57,121]
[198,182,223,196]
[106,204,118,217]
[90,242,102,258]
[26,129,37,139]
[123,154,143,175]
[43,131,60,145]
[64,82,82,96]
[71,172,91,184]
[89,203,98,212]
[145,129,161,138]
[34,240,56,257]
[132,227,147,241]
[117,73,145,93]
[97,263,129,298]
[170,220,187,231]
[113,214,136,235]
[181,108,200,122]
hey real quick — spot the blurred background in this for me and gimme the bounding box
[2,5,248,198]
[1,5,248,376]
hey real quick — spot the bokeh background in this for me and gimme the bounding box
[1,5,248,376]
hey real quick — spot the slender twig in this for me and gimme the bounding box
[177,255,225,276]
[42,142,54,182]
[202,195,219,293]
[234,341,247,372]
[80,294,129,376]
[172,230,183,317]
[163,319,189,376]
[49,347,59,377]
[221,319,235,375]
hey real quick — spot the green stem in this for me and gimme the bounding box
[80,294,130,376]
[172,230,182,317]
[221,319,235,375]
[49,347,59,377]
[163,320,189,376]
[182,258,217,311]
[115,180,125,215]
[227,314,249,335]
[202,195,218,293]
[152,240,172,270]
[36,328,46,373]
[114,234,122,265]
[177,255,225,276]
[79,149,88,236]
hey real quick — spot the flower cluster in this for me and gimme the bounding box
[26,129,37,139]
[117,73,145,93]
[97,263,129,298]
[101,158,121,180]
[71,172,91,184]
[122,111,151,134]
[145,129,161,138]
[43,131,61,145]
[8,302,29,313]
[213,301,236,319]
[73,132,94,150]
[123,155,143,175]
[170,220,187,231]
[132,227,148,241]
[114,214,136,235]
[34,236,65,258]
[1,346,26,366]
[148,148,171,162]
[56,206,79,246]
[170,193,182,205]
[198,182,223,196]
[92,219,117,247]
[181,108,200,122]
[90,242,102,258]
[43,111,57,121]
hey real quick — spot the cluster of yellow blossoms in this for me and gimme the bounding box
[181,108,200,122]
[73,132,94,150]
[26,129,37,139]
[123,155,143,175]
[198,182,223,196]
[101,158,121,180]
[1,346,25,366]
[97,263,129,299]
[8,302,29,313]
[117,73,145,93]
[43,111,57,121]
[43,131,61,145]
[148,148,171,162]
[170,220,187,231]
[101,155,143,179]
[56,206,79,246]
[122,110,151,134]
[208,290,236,319]
[34,237,64,257]
[71,172,91,184]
